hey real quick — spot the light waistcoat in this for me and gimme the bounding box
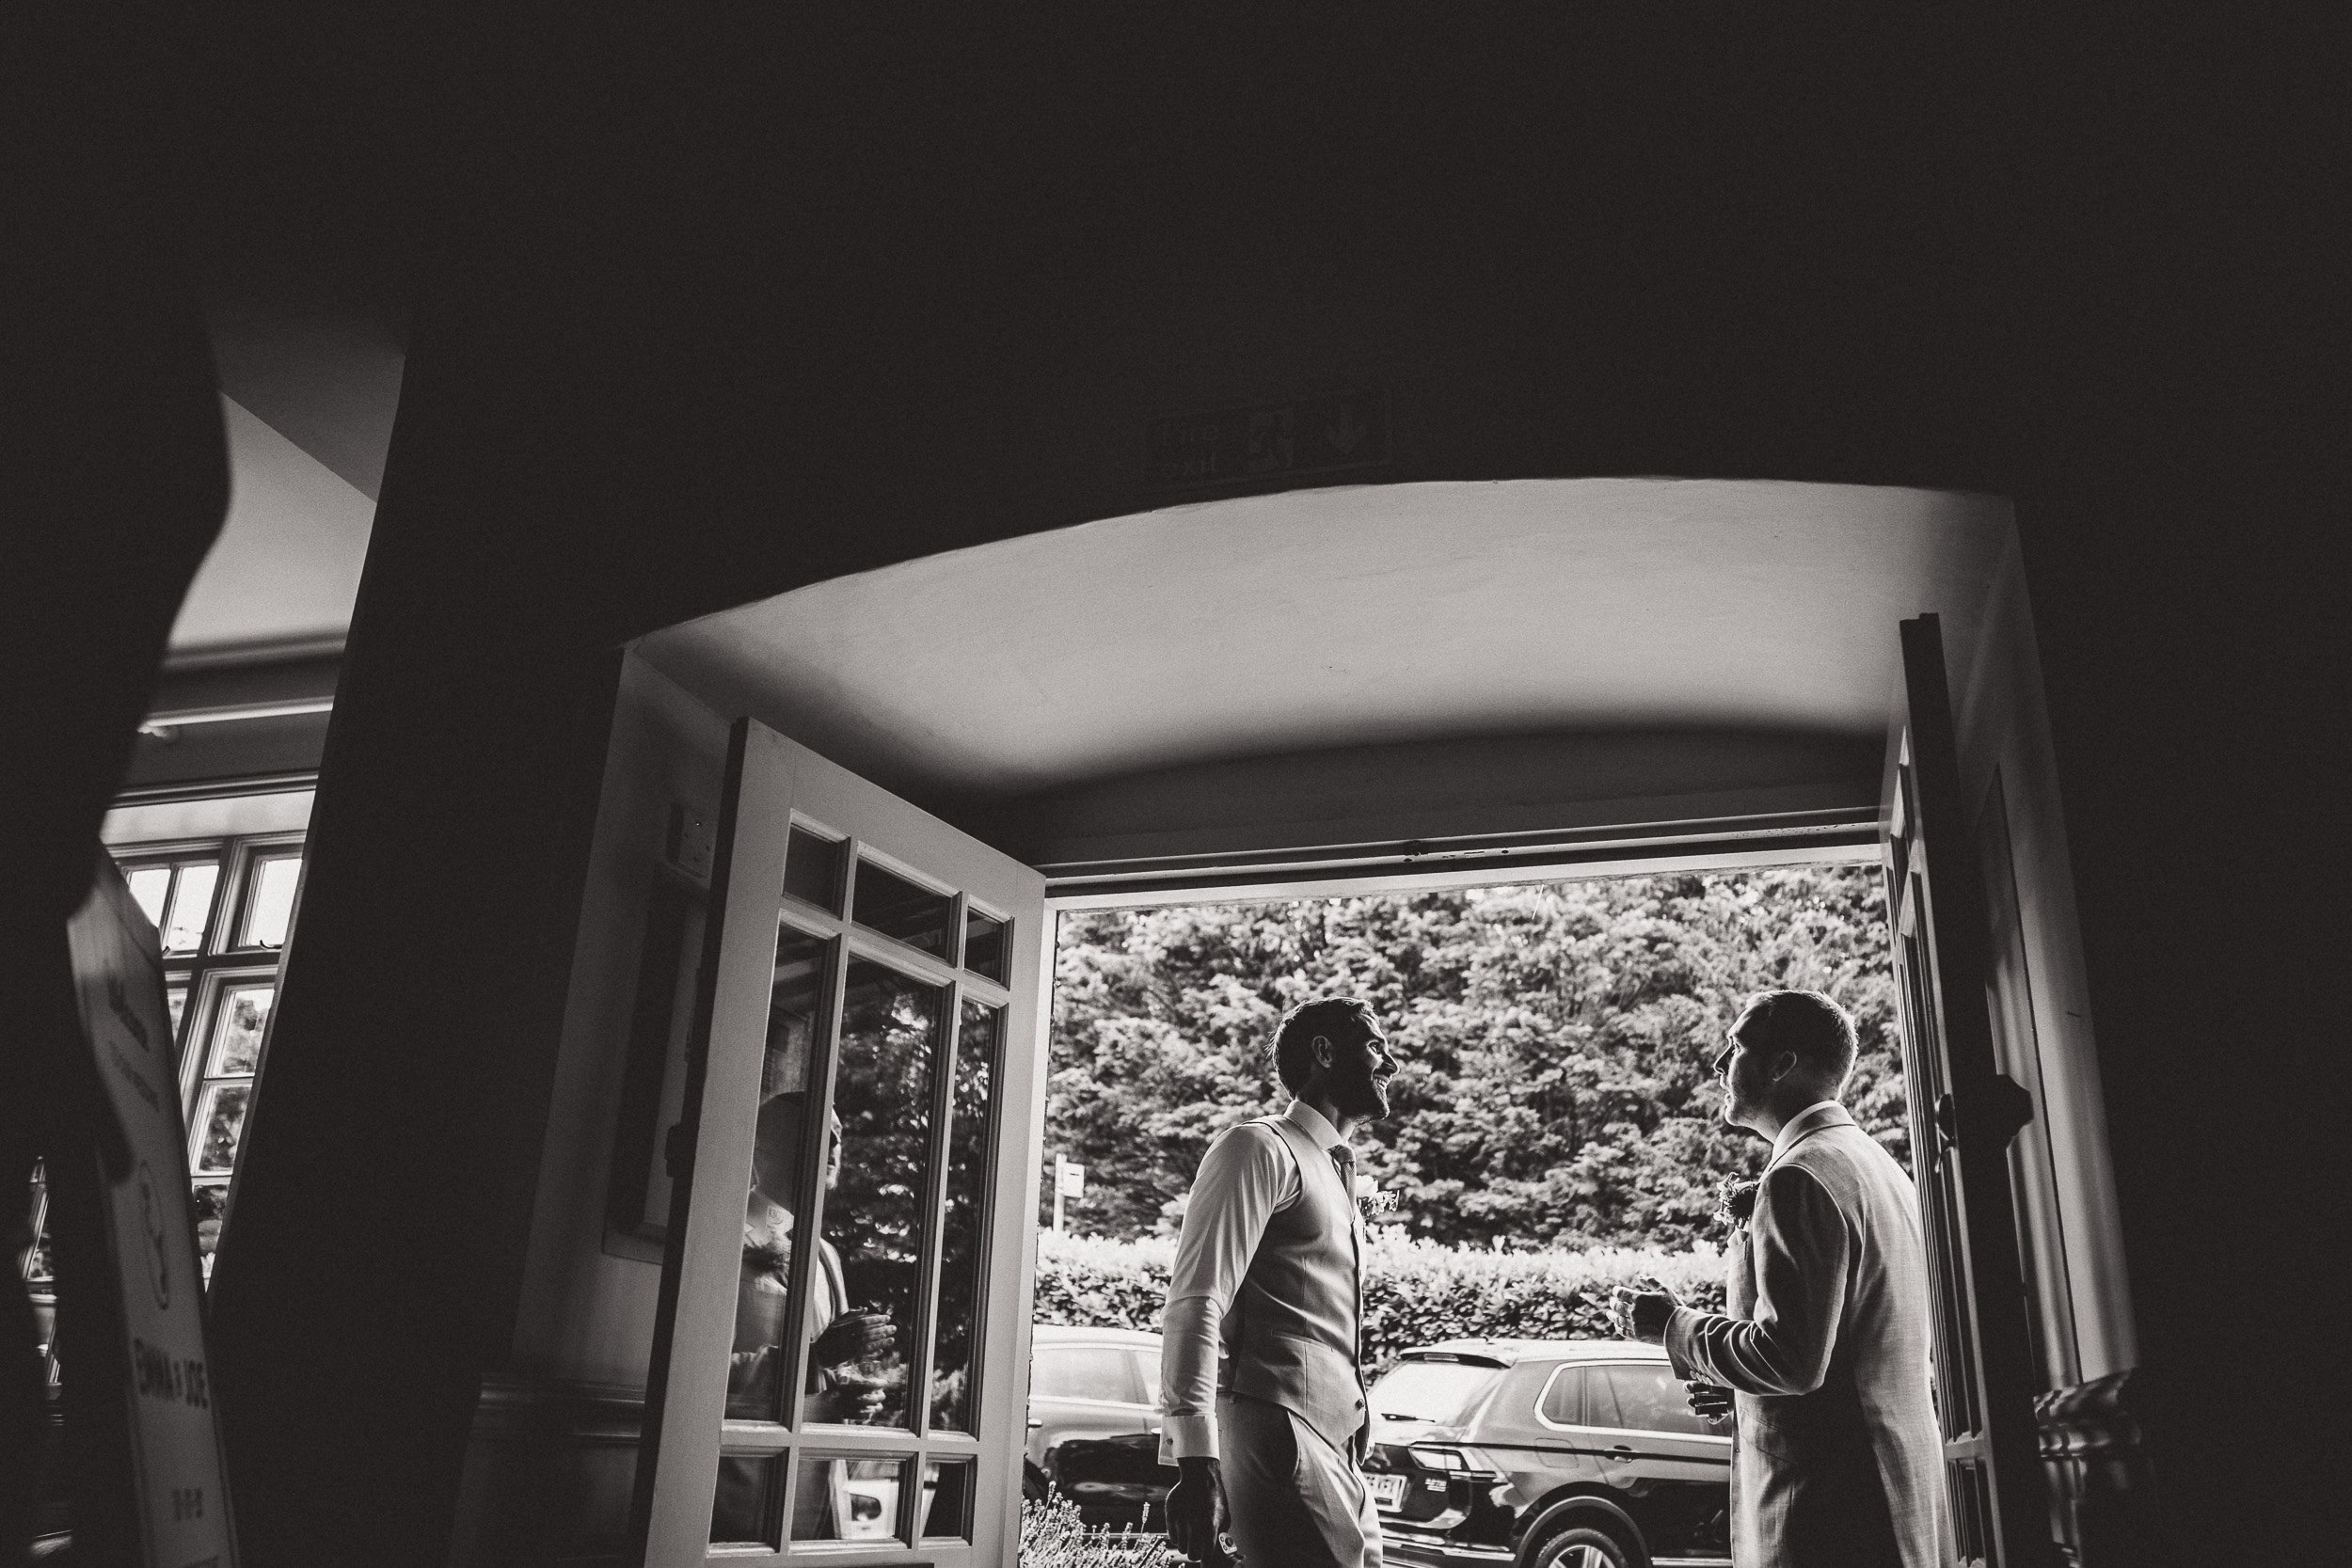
[1216,1114,1369,1451]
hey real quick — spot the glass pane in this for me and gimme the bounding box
[1030,1345,1136,1403]
[192,1083,251,1175]
[962,907,1007,981]
[724,925,832,1425]
[930,1001,1000,1433]
[793,1454,906,1544]
[191,1183,228,1279]
[1137,1349,1162,1406]
[783,825,846,913]
[919,1459,974,1542]
[240,854,302,948]
[162,863,219,954]
[125,866,172,929]
[1600,1362,1713,1435]
[1368,1360,1501,1425]
[709,1451,782,1546]
[206,985,275,1076]
[1539,1364,1584,1425]
[850,860,951,958]
[809,958,942,1428]
[167,985,188,1046]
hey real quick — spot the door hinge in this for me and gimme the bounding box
[1933,1075,2035,1150]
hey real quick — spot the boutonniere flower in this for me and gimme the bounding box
[1355,1174,1399,1218]
[1714,1177,1760,1231]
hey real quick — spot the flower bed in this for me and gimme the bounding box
[1033,1228,1728,1376]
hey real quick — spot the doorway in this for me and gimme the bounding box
[461,479,2120,1568]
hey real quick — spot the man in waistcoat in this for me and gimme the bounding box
[1161,996,1402,1568]
[1614,990,1949,1568]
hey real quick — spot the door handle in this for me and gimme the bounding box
[1028,1418,1043,1429]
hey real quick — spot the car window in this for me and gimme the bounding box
[1031,1345,1140,1402]
[1593,1362,1713,1436]
[1368,1360,1502,1425]
[1537,1364,1584,1425]
[1135,1349,1161,1407]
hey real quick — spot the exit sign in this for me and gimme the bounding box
[1148,386,1388,489]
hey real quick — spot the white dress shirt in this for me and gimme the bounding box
[1159,1099,1351,1462]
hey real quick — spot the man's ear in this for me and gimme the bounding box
[1310,1033,1335,1070]
[1769,1050,1802,1084]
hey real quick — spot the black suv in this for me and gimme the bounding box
[1365,1338,1732,1568]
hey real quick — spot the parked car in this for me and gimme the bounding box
[1027,1323,1173,1529]
[1365,1338,1732,1568]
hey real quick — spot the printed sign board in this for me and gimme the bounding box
[1147,386,1388,489]
[66,859,240,1568]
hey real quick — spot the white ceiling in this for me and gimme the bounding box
[638,478,2014,802]
[167,396,376,661]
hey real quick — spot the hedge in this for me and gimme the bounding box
[1032,1228,1728,1377]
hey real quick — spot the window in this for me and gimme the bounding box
[108,830,306,1266]
[1029,1346,1138,1404]
[1536,1363,1585,1427]
[1592,1361,1714,1436]
[1368,1359,1502,1425]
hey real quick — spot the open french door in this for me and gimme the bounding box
[631,719,1046,1566]
[1883,614,2054,1568]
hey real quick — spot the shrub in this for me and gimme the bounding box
[1034,1228,1728,1376]
[1021,1495,1180,1566]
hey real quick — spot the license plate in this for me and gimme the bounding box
[1369,1474,1407,1511]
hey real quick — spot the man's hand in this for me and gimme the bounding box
[811,1310,893,1368]
[1166,1455,1233,1565]
[1685,1377,1736,1425]
[1610,1285,1677,1344]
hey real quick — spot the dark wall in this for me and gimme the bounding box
[197,11,2333,1566]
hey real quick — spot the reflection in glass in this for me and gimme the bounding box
[962,908,1008,981]
[850,860,952,958]
[813,958,941,1429]
[166,987,187,1046]
[793,1455,906,1544]
[163,863,218,955]
[191,1183,228,1280]
[125,867,172,930]
[723,926,830,1425]
[920,1459,974,1542]
[207,986,275,1075]
[930,1001,1000,1433]
[707,1451,781,1546]
[783,826,846,913]
[193,1084,250,1174]
[241,856,302,948]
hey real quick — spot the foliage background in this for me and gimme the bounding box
[1033,1229,1730,1378]
[1044,866,1905,1252]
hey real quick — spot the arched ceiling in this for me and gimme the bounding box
[637,478,2012,822]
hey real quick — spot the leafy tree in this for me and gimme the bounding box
[1044,865,1905,1251]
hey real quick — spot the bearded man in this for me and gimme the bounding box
[1159,997,1403,1568]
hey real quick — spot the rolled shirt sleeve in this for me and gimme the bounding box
[1158,1123,1295,1462]
[1666,1162,1851,1397]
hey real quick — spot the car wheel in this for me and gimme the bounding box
[1531,1525,1631,1568]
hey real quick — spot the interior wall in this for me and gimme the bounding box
[444,657,727,1567]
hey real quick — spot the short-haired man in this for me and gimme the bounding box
[1616,989,1949,1568]
[1161,997,1402,1568]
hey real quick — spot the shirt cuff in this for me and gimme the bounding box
[1158,1411,1219,1464]
[1664,1304,1707,1379]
